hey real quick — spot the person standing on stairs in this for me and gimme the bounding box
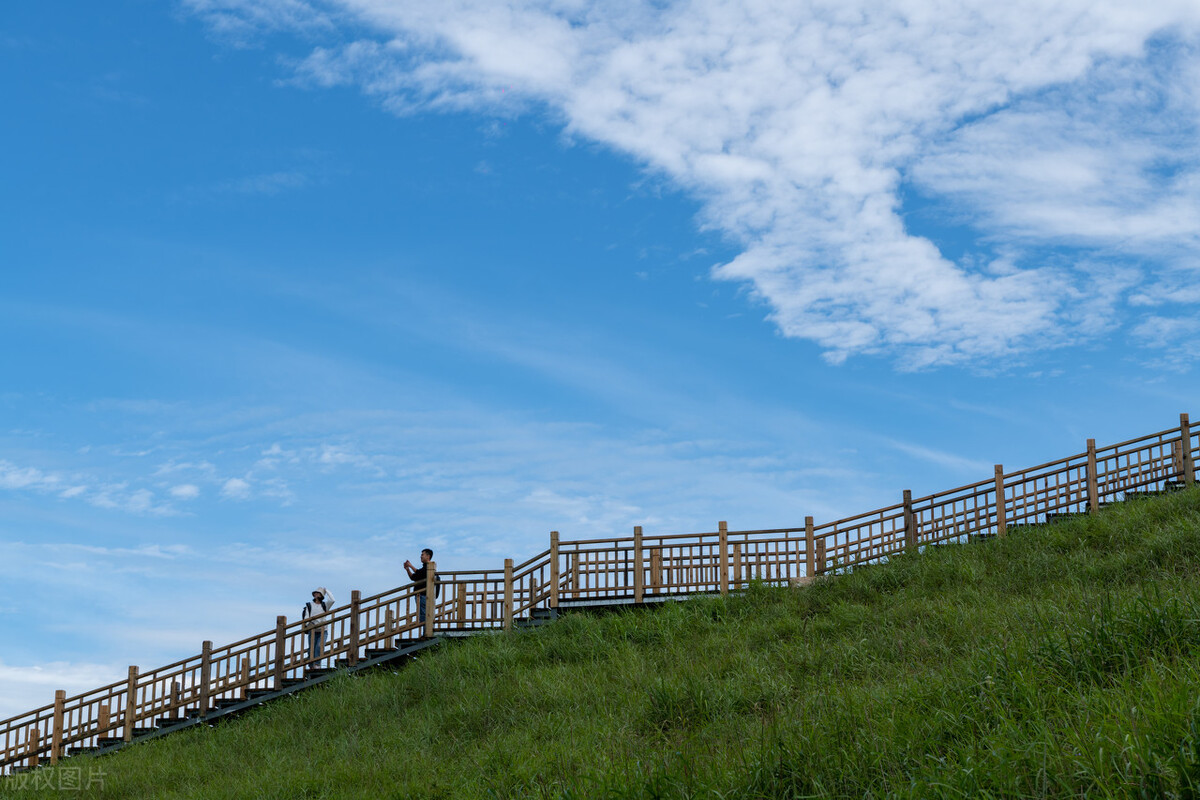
[302,587,335,666]
[404,549,438,625]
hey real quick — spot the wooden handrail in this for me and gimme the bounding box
[513,549,552,573]
[1100,424,1182,453]
[555,536,636,548]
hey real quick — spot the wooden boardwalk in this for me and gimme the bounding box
[1,413,1196,775]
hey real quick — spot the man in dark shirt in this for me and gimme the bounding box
[404,548,435,624]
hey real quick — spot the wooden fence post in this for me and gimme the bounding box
[273,617,286,690]
[1183,413,1195,487]
[425,563,438,639]
[123,666,138,742]
[239,658,250,700]
[732,543,742,587]
[994,465,1006,537]
[349,590,361,667]
[385,608,396,645]
[815,537,827,577]
[1086,438,1099,512]
[903,490,916,553]
[718,521,729,595]
[650,547,662,591]
[549,531,560,609]
[633,526,644,603]
[50,689,65,764]
[170,683,180,721]
[503,559,514,631]
[805,516,815,578]
[98,704,111,734]
[28,726,40,768]
[199,641,212,718]
[456,584,467,630]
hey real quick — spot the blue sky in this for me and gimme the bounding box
[2,0,1200,717]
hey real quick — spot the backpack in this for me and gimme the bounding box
[302,599,329,630]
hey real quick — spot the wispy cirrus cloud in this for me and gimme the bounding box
[216,170,310,195]
[0,660,125,720]
[0,459,179,516]
[1132,315,1200,371]
[166,169,313,204]
[0,460,61,491]
[188,0,1200,368]
[182,0,336,43]
[882,438,993,476]
[910,40,1200,263]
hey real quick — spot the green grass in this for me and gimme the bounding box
[8,489,1200,798]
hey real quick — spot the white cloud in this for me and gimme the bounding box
[58,542,193,560]
[0,458,182,515]
[87,483,175,516]
[316,443,385,473]
[126,488,155,514]
[1132,315,1200,370]
[183,0,336,42]
[882,438,993,476]
[153,459,217,477]
[521,487,643,529]
[221,477,252,499]
[0,660,124,721]
[170,483,201,500]
[195,0,1200,367]
[257,476,295,504]
[217,170,310,195]
[0,460,59,491]
[911,46,1200,254]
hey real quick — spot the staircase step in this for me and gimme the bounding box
[67,746,99,757]
[155,716,186,728]
[370,637,401,650]
[333,657,379,669]
[95,724,156,748]
[364,648,399,659]
[247,689,275,700]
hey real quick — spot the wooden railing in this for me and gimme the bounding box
[1,413,1196,773]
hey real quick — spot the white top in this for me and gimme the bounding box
[302,590,335,634]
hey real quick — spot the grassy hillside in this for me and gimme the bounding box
[8,489,1200,799]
